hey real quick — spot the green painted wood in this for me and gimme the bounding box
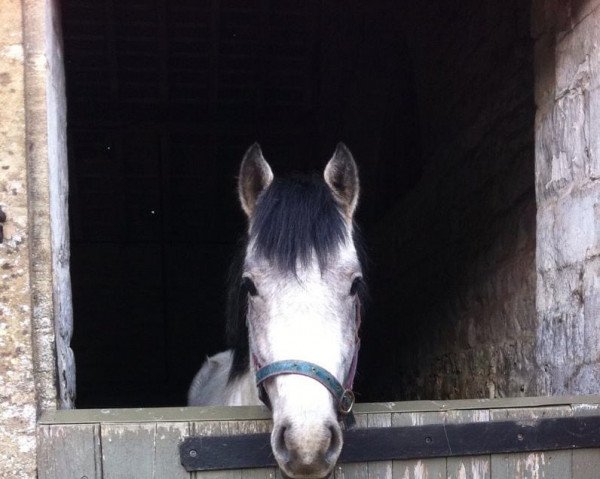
[572,449,600,479]
[37,423,102,479]
[334,413,368,479]
[192,420,243,479]
[39,405,272,425]
[490,451,572,479]
[190,421,224,479]
[154,422,191,478]
[37,400,600,478]
[572,403,600,417]
[38,395,600,425]
[239,420,277,479]
[256,419,278,479]
[101,423,158,479]
[446,409,491,479]
[367,413,393,478]
[489,406,572,479]
[391,411,446,479]
[572,402,600,479]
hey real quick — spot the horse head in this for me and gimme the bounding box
[235,143,364,478]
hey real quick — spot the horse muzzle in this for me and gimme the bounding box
[253,356,358,476]
[271,418,343,478]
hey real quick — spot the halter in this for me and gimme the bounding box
[253,300,361,429]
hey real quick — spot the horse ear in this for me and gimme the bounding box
[324,142,360,218]
[238,143,274,217]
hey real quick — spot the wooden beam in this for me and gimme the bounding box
[180,415,600,471]
[39,395,600,425]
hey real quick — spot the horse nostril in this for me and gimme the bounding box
[325,422,343,463]
[273,423,291,462]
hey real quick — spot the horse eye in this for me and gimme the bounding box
[241,277,258,297]
[350,277,363,296]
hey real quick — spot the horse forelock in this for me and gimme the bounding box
[250,175,348,273]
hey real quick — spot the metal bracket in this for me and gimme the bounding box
[180,414,600,472]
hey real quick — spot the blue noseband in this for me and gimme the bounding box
[255,360,356,421]
[253,302,361,429]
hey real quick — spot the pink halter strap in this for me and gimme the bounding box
[344,299,361,389]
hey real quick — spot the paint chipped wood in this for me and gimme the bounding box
[572,403,600,479]
[489,406,572,479]
[446,409,491,479]
[101,423,157,478]
[38,395,600,425]
[367,413,393,478]
[239,420,276,479]
[154,422,190,478]
[334,413,368,479]
[37,424,101,479]
[192,420,241,479]
[391,410,446,479]
[37,401,600,478]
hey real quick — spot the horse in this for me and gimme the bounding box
[188,142,365,478]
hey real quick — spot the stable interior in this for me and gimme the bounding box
[63,0,535,407]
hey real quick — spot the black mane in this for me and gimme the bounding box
[226,175,355,379]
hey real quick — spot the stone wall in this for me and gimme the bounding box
[362,0,538,400]
[534,0,600,395]
[0,0,69,477]
[0,1,39,476]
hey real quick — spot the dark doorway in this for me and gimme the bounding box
[63,0,534,407]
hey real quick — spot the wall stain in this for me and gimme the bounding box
[0,72,10,86]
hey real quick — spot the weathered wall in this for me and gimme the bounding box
[1,0,70,476]
[534,0,600,395]
[23,0,72,411]
[45,0,75,409]
[362,0,537,400]
[22,0,75,410]
[0,1,39,476]
[23,0,72,413]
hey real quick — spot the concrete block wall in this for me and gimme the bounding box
[364,0,538,400]
[534,0,600,395]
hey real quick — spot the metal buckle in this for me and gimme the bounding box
[339,389,355,415]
